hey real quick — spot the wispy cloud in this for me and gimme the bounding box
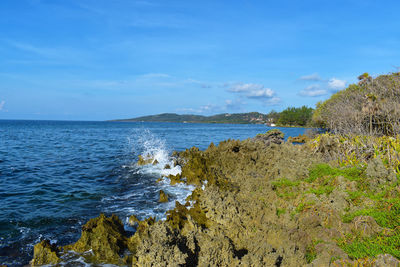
[225,99,244,110]
[7,41,73,59]
[4,40,90,67]
[299,73,322,81]
[228,83,264,93]
[178,98,246,115]
[0,100,5,111]
[299,85,328,97]
[177,104,220,114]
[328,78,346,91]
[139,73,170,79]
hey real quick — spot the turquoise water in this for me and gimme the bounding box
[0,120,308,266]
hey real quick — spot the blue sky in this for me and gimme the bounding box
[1,0,400,120]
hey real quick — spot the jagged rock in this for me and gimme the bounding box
[31,134,400,266]
[159,190,169,203]
[164,164,171,169]
[132,222,188,266]
[372,254,400,267]
[366,157,397,187]
[308,243,349,267]
[253,129,285,145]
[63,213,128,264]
[137,154,154,166]
[129,214,140,226]
[31,240,61,266]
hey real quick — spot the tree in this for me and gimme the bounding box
[313,72,400,136]
[277,106,313,126]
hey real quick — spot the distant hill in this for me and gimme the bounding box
[112,112,269,124]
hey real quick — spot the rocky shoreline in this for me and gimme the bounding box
[32,130,400,266]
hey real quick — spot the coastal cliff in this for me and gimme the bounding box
[32,130,400,266]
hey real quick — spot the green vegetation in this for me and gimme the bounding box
[271,178,300,199]
[313,72,400,136]
[113,107,315,127]
[338,231,400,259]
[276,106,313,126]
[276,207,286,217]
[113,112,269,124]
[305,240,323,264]
[306,163,364,183]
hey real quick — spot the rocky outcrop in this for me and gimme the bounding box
[159,190,169,202]
[63,213,129,265]
[31,240,61,266]
[253,129,285,145]
[32,133,399,266]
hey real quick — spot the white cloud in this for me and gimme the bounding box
[299,73,322,81]
[328,78,346,91]
[299,85,328,97]
[0,100,5,111]
[247,88,275,99]
[227,83,278,103]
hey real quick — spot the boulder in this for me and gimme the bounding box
[63,213,128,264]
[31,240,61,266]
[253,129,284,146]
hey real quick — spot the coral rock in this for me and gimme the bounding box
[31,240,61,266]
[63,213,127,264]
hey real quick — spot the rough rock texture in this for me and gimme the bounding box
[63,213,129,265]
[137,155,156,166]
[366,157,397,187]
[253,129,285,145]
[32,130,399,266]
[159,190,169,203]
[333,254,400,267]
[31,240,61,266]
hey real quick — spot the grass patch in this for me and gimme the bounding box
[306,164,364,183]
[271,178,300,187]
[308,185,334,196]
[296,201,315,213]
[271,178,301,199]
[346,190,364,205]
[276,208,286,218]
[342,199,400,229]
[338,230,400,259]
[305,240,323,263]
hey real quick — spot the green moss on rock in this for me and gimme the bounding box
[31,240,61,266]
[63,213,128,264]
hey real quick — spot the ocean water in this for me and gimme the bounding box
[0,120,308,266]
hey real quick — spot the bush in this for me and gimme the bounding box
[313,72,400,136]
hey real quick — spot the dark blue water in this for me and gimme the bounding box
[0,120,307,266]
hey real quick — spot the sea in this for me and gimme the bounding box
[0,120,308,266]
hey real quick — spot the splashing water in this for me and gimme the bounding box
[0,120,308,266]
